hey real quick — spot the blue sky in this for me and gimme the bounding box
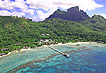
[87,0,106,17]
[0,0,105,21]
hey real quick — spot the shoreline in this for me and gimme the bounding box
[0,50,18,58]
[46,42,97,47]
[0,42,99,58]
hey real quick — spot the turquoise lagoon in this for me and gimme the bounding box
[0,43,106,73]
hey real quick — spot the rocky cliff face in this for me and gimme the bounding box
[46,6,90,22]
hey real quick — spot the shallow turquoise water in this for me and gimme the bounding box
[0,43,106,73]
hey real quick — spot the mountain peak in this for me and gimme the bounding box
[90,15,106,23]
[92,15,105,19]
[67,6,79,13]
[46,6,90,22]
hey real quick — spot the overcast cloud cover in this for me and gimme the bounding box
[0,0,105,21]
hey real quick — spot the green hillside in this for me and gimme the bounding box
[0,16,106,54]
[80,15,106,34]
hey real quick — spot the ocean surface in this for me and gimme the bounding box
[0,43,106,73]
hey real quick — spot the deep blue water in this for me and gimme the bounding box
[0,43,106,73]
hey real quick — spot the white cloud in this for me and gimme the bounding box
[26,0,103,11]
[100,13,106,19]
[32,16,37,22]
[0,0,26,10]
[0,0,13,9]
[36,10,46,21]
[36,7,58,21]
[26,0,103,21]
[12,11,25,17]
[0,10,11,16]
[0,0,104,21]
[12,2,27,10]
[0,10,25,17]
[26,0,55,10]
[0,0,34,17]
[22,8,35,15]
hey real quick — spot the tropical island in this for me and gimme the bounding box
[0,6,106,56]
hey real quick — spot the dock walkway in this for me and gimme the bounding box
[47,45,70,58]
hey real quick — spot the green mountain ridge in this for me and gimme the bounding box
[80,15,106,34]
[0,12,106,54]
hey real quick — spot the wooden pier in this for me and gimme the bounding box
[47,45,70,58]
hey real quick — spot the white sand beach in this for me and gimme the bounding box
[0,42,97,58]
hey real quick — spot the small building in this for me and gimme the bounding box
[1,48,9,51]
[23,47,30,49]
[42,34,45,36]
[15,43,21,46]
[40,39,44,42]
[45,39,49,42]
[0,53,6,56]
[46,34,49,36]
